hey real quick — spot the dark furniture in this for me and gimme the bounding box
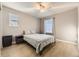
[2,35,12,47]
[15,35,25,44]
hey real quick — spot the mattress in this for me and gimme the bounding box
[24,34,54,53]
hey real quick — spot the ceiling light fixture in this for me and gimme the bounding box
[34,2,51,12]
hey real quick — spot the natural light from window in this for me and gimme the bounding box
[44,18,53,34]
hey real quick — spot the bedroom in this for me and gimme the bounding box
[0,2,79,57]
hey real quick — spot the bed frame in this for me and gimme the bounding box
[23,38,56,56]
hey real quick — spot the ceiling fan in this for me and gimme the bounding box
[34,2,51,12]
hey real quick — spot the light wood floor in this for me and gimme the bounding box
[1,40,79,57]
[0,48,1,57]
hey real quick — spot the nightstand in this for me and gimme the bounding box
[15,35,25,44]
[2,35,12,47]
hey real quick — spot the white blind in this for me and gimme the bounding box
[44,18,53,33]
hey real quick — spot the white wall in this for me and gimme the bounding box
[0,3,2,51]
[53,8,78,43]
[78,7,79,48]
[2,6,40,36]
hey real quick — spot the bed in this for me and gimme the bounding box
[24,34,55,53]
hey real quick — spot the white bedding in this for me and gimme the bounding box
[24,34,54,53]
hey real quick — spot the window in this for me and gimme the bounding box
[44,18,53,33]
[9,13,19,27]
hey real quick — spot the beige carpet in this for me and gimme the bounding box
[1,40,79,57]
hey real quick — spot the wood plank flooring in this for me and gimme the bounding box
[0,48,1,57]
[1,40,79,57]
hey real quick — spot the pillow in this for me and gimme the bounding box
[25,30,36,34]
[25,30,31,34]
[30,30,36,34]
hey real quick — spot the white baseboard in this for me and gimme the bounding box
[56,39,77,45]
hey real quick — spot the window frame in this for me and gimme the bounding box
[44,18,53,34]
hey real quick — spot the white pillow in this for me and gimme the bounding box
[27,30,31,34]
[31,30,36,34]
[25,30,36,34]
